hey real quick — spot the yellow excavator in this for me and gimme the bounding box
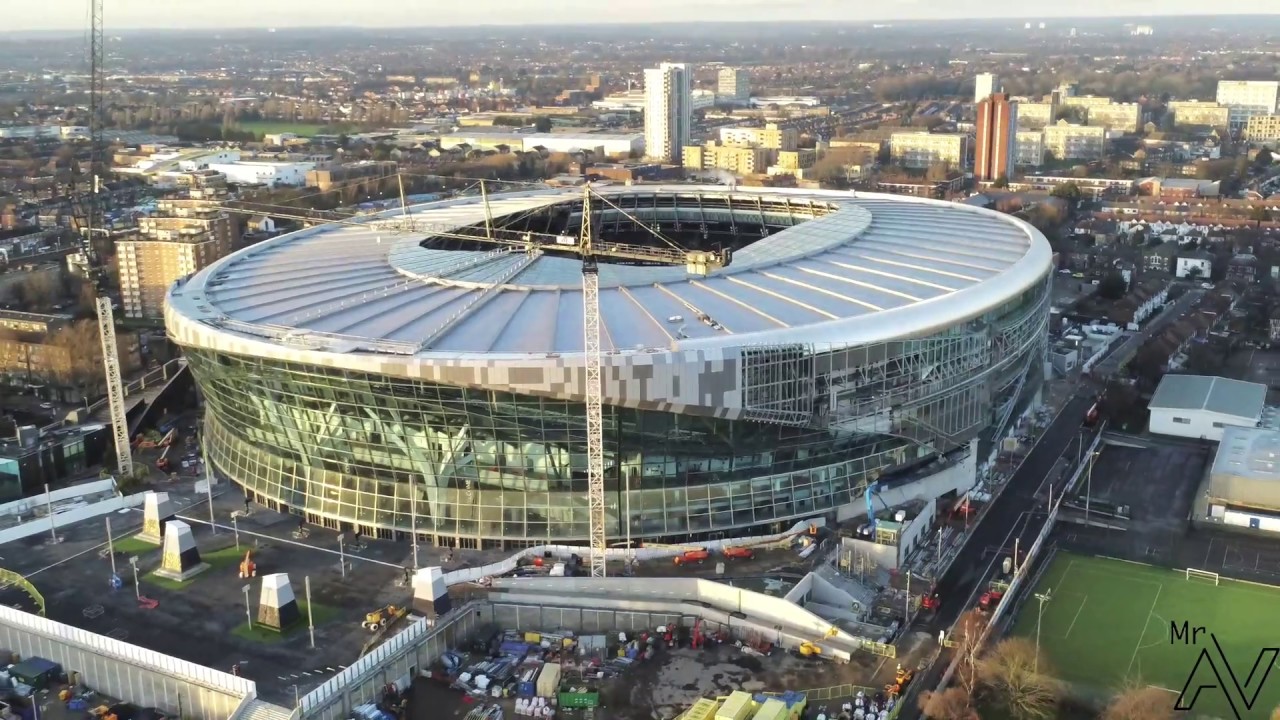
[798,626,839,657]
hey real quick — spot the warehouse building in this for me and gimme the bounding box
[1147,375,1267,442]
[1206,426,1280,531]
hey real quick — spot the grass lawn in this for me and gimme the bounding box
[113,535,163,556]
[235,120,350,138]
[142,545,248,590]
[230,602,340,644]
[1011,553,1280,719]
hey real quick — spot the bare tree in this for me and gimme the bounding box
[13,270,64,310]
[918,687,978,720]
[978,637,1061,720]
[1101,685,1176,720]
[49,320,106,394]
[953,609,988,695]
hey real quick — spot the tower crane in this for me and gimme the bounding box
[213,182,731,576]
[68,0,132,480]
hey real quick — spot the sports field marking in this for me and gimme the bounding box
[1063,595,1087,638]
[1125,582,1164,678]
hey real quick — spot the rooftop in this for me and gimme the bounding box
[1212,425,1280,484]
[1148,374,1267,420]
[168,186,1051,357]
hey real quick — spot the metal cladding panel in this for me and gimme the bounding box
[169,187,1051,358]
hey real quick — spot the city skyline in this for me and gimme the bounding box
[5,0,1280,32]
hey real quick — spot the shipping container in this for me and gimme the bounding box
[751,699,789,720]
[683,699,720,720]
[535,663,561,698]
[557,690,599,709]
[716,691,756,720]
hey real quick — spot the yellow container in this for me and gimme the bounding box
[524,632,541,643]
[751,699,789,720]
[715,691,756,720]
[682,698,720,720]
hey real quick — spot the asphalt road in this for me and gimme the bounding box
[1091,289,1204,377]
[924,393,1094,632]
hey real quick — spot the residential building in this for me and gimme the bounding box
[719,123,798,151]
[118,200,233,319]
[1168,101,1231,129]
[771,149,818,174]
[305,161,398,192]
[682,142,769,175]
[974,93,1017,182]
[644,62,693,163]
[1216,80,1280,128]
[1015,130,1045,167]
[1175,252,1213,279]
[717,67,750,106]
[1042,122,1106,161]
[1086,103,1143,134]
[1061,95,1115,110]
[0,425,109,501]
[974,72,1000,104]
[1245,115,1280,146]
[0,310,70,336]
[889,132,967,170]
[1013,101,1055,130]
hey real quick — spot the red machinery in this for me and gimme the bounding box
[691,619,705,649]
[723,546,754,560]
[674,549,710,565]
[921,593,941,611]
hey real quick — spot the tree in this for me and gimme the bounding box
[1101,685,1176,720]
[13,271,63,310]
[1098,271,1128,300]
[533,115,553,133]
[953,609,988,695]
[1255,147,1273,167]
[978,638,1061,720]
[918,687,978,720]
[1049,182,1082,203]
[992,175,1010,189]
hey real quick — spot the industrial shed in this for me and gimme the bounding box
[1147,374,1266,442]
[1206,426,1280,531]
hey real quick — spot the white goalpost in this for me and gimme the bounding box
[1185,568,1220,586]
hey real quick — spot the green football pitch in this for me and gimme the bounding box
[1011,553,1280,719]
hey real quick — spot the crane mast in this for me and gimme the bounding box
[75,0,131,480]
[580,191,607,578]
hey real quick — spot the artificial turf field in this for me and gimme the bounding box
[1011,552,1280,719]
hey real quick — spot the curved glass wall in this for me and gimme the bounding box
[185,276,1050,547]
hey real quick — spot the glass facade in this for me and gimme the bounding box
[187,278,1049,548]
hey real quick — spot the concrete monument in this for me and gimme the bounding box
[153,520,209,581]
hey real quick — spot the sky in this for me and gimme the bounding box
[5,0,1279,32]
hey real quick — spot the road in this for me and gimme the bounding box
[926,389,1095,630]
[1091,288,1204,377]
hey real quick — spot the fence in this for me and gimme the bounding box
[296,601,489,720]
[934,427,1104,691]
[0,492,146,545]
[0,604,253,720]
[0,478,117,518]
[441,518,823,587]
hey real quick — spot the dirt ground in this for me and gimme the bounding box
[408,630,938,720]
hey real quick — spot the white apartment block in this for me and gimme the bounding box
[889,132,968,169]
[717,67,750,106]
[1015,130,1045,167]
[1042,122,1106,161]
[644,63,693,163]
[1014,102,1055,130]
[1168,101,1231,129]
[1216,80,1280,128]
[1085,103,1142,134]
[718,123,798,151]
[975,73,1000,104]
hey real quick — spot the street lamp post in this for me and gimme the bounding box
[1034,589,1053,673]
[242,583,253,630]
[128,556,140,599]
[1086,450,1100,525]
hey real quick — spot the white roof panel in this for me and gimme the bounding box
[171,187,1053,356]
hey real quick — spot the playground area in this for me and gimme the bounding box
[1011,552,1280,718]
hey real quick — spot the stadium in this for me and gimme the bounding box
[165,185,1053,548]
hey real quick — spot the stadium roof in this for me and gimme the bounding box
[170,186,1052,357]
[1148,374,1266,422]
